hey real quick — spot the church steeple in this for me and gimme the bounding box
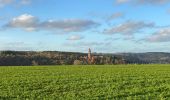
[88,48,91,60]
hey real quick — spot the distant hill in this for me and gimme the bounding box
[115,52,170,64]
[0,51,170,66]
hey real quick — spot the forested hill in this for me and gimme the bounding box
[117,52,170,64]
[0,51,170,66]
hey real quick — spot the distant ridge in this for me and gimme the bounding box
[1,51,170,65]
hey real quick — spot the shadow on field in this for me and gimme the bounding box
[0,96,16,100]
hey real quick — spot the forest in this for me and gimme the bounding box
[0,51,125,66]
[0,51,170,66]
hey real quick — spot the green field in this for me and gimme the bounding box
[1,65,170,99]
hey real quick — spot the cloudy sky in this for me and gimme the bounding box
[0,0,170,53]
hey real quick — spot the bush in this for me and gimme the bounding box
[74,60,83,65]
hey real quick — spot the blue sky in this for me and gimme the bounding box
[0,0,170,53]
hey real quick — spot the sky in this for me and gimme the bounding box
[0,0,170,53]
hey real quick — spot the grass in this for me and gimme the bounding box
[1,65,170,99]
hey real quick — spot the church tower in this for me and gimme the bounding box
[88,48,91,60]
[87,48,95,64]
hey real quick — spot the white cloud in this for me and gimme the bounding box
[115,0,170,5]
[20,0,31,5]
[65,41,111,48]
[168,9,170,14]
[103,20,155,35]
[63,41,114,53]
[0,0,32,7]
[0,0,13,7]
[6,14,38,31]
[107,12,124,21]
[5,14,99,33]
[147,28,170,42]
[67,35,84,41]
[0,41,33,51]
[116,0,129,4]
[40,19,99,32]
[136,0,170,5]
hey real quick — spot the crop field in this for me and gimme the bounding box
[1,65,170,99]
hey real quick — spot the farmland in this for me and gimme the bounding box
[1,65,170,99]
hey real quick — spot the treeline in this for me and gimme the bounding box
[0,51,125,66]
[119,52,170,64]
